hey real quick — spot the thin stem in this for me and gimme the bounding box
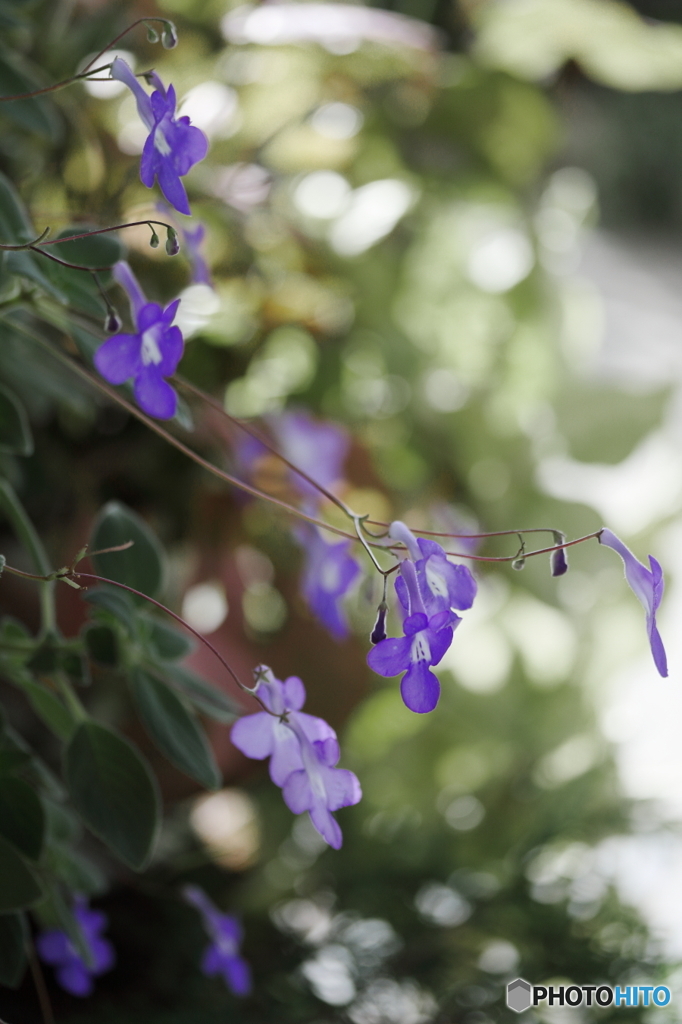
[37,220,176,247]
[364,522,564,541]
[27,941,55,1024]
[0,480,56,635]
[70,572,275,716]
[80,17,176,74]
[0,227,50,251]
[0,61,113,102]
[177,377,356,520]
[3,313,357,541]
[28,245,111,273]
[383,530,604,563]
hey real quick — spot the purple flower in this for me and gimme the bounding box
[599,528,668,677]
[236,410,349,511]
[36,898,115,997]
[111,57,208,215]
[156,204,214,286]
[182,223,212,286]
[183,886,251,997]
[367,522,475,713]
[392,527,477,619]
[231,667,361,848]
[94,261,184,419]
[299,527,360,640]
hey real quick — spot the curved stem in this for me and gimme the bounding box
[80,18,177,74]
[0,62,113,103]
[0,227,50,251]
[37,220,176,247]
[177,377,357,520]
[28,245,111,273]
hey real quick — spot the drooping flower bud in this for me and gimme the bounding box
[370,601,388,644]
[161,21,178,48]
[146,23,160,42]
[550,531,568,577]
[104,309,122,333]
[166,226,180,256]
[149,227,160,249]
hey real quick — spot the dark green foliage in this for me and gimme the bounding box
[0,834,42,911]
[90,502,166,601]
[0,776,44,859]
[131,668,221,789]
[65,722,160,869]
[0,912,26,987]
[0,383,33,455]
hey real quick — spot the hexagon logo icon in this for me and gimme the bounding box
[507,978,532,1013]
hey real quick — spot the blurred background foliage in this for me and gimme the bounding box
[0,0,680,1021]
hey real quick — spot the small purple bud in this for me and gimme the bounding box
[550,532,568,577]
[166,227,180,256]
[370,602,388,644]
[161,22,178,48]
[104,310,122,333]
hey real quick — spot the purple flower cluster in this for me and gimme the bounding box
[238,411,360,639]
[36,898,115,997]
[183,885,251,997]
[231,666,361,848]
[94,262,184,419]
[111,58,208,216]
[599,528,668,677]
[367,521,477,713]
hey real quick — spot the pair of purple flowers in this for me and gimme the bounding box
[367,521,477,714]
[231,666,362,849]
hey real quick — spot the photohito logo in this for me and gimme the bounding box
[506,979,671,1013]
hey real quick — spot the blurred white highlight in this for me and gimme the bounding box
[311,102,363,139]
[173,284,221,339]
[329,179,414,256]
[181,581,228,634]
[294,171,351,219]
[190,789,259,869]
[467,228,534,293]
[178,81,239,137]
[222,4,441,52]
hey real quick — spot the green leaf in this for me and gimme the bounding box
[140,613,193,661]
[61,649,90,686]
[83,623,119,667]
[5,250,68,302]
[0,777,44,859]
[84,585,137,633]
[0,748,31,774]
[0,912,26,987]
[90,501,166,602]
[65,721,160,869]
[51,226,123,268]
[0,50,58,139]
[0,834,42,910]
[0,170,33,244]
[22,678,75,741]
[163,663,241,723]
[0,383,32,455]
[131,669,221,790]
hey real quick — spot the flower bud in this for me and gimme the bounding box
[104,310,122,333]
[166,227,180,256]
[550,531,568,576]
[370,602,388,645]
[161,22,178,48]
[149,229,160,249]
[511,556,525,571]
[146,24,160,42]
